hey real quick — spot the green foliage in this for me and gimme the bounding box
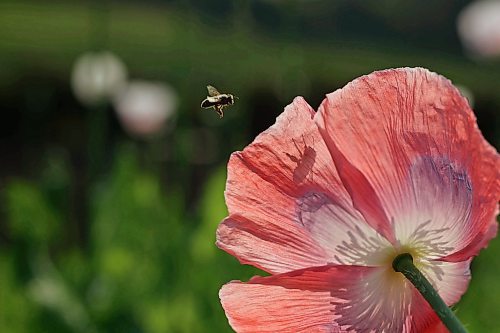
[192,165,227,262]
[0,144,268,333]
[190,164,264,332]
[5,180,61,245]
[89,145,186,331]
[0,253,38,333]
[455,235,500,331]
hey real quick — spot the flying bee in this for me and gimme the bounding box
[200,85,236,118]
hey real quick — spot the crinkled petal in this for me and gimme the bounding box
[220,265,450,333]
[315,67,499,261]
[220,266,355,333]
[218,97,392,273]
[217,215,330,274]
[232,97,348,203]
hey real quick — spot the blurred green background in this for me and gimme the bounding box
[0,1,499,332]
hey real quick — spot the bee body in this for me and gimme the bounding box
[201,85,236,118]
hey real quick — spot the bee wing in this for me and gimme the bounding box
[207,85,221,97]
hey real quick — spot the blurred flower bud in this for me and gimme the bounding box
[113,81,178,138]
[457,1,500,58]
[71,51,128,106]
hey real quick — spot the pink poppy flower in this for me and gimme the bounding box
[216,68,499,332]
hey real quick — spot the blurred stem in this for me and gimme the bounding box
[393,253,467,333]
[87,103,108,179]
[78,103,108,248]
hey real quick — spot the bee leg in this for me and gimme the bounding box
[216,106,224,118]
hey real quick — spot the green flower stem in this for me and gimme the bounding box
[392,253,468,333]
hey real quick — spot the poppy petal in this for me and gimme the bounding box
[219,266,351,333]
[422,259,471,306]
[220,265,446,333]
[217,214,330,274]
[315,67,499,261]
